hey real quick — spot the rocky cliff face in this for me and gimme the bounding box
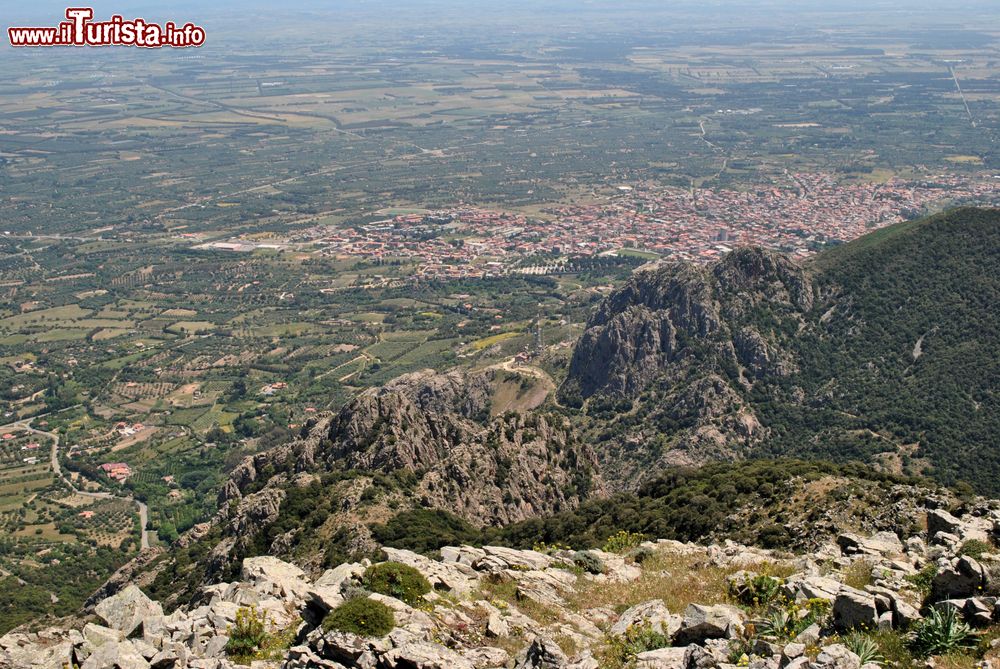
[155,368,604,592]
[224,368,601,522]
[561,248,812,482]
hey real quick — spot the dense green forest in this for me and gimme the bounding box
[368,459,937,556]
[764,208,1000,490]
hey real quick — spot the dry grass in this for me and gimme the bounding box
[568,549,776,616]
[476,574,561,625]
[842,559,875,590]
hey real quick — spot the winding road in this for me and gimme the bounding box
[2,416,150,550]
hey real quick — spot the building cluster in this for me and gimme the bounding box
[99,462,132,482]
[214,172,1000,280]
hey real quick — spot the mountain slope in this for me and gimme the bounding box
[562,207,1000,492]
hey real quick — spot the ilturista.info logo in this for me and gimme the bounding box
[8,7,206,48]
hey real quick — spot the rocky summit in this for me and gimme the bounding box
[7,501,1000,669]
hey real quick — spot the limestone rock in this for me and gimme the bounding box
[610,600,681,638]
[833,587,878,631]
[514,636,569,669]
[813,644,861,669]
[674,604,745,645]
[382,641,476,669]
[94,585,164,638]
[635,646,689,669]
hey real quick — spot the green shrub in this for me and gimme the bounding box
[322,598,395,637]
[627,545,655,564]
[225,606,269,659]
[911,606,975,657]
[370,509,480,555]
[957,539,993,560]
[730,574,782,608]
[603,530,645,554]
[759,598,830,641]
[904,563,938,598]
[601,622,669,668]
[573,550,606,575]
[363,562,431,606]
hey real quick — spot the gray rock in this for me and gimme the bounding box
[514,636,569,669]
[894,598,922,629]
[674,604,745,645]
[963,598,995,627]
[750,658,780,669]
[634,646,688,669]
[83,623,123,650]
[383,547,480,595]
[148,646,181,669]
[463,646,510,668]
[610,600,681,638]
[837,532,903,557]
[94,585,164,638]
[482,546,553,571]
[813,644,861,669]
[785,575,842,602]
[928,510,964,539]
[566,653,600,669]
[81,640,151,669]
[486,612,509,638]
[794,623,821,647]
[382,641,476,669]
[684,644,719,669]
[241,555,312,602]
[833,587,878,631]
[932,556,985,601]
[781,642,805,664]
[203,634,229,659]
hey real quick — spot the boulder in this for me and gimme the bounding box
[241,556,311,602]
[781,643,805,667]
[94,585,164,638]
[514,636,569,669]
[481,546,553,571]
[610,600,681,638]
[833,587,878,631]
[813,644,861,669]
[440,546,487,567]
[837,532,903,557]
[928,509,964,538]
[931,556,986,601]
[674,604,745,645]
[486,612,509,638]
[463,646,510,668]
[383,547,480,594]
[82,623,124,650]
[635,646,688,669]
[928,510,992,544]
[81,640,151,669]
[893,598,922,629]
[510,569,576,608]
[382,641,476,669]
[784,575,842,602]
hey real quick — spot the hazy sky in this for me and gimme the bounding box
[2,0,999,43]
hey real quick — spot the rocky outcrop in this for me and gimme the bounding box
[6,518,1000,669]
[183,368,608,583]
[562,248,811,402]
[559,249,813,483]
